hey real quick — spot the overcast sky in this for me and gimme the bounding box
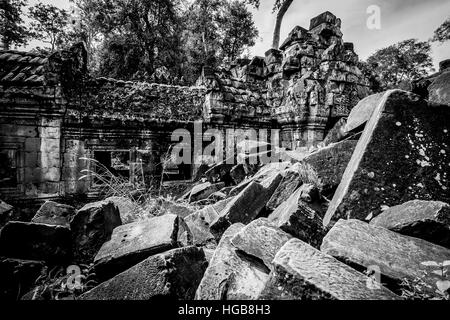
[26,0,450,70]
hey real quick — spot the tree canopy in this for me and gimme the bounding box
[366,39,434,90]
[63,0,259,83]
[432,18,450,43]
[0,0,29,49]
[28,2,69,52]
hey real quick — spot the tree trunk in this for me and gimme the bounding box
[272,0,294,50]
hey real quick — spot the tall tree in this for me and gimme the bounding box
[432,18,450,43]
[75,0,183,81]
[183,0,259,82]
[217,0,259,62]
[184,0,223,68]
[67,0,102,66]
[28,2,69,52]
[0,0,28,50]
[245,0,294,49]
[271,0,294,49]
[366,39,434,90]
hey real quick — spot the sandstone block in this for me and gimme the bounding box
[82,246,207,300]
[70,200,122,264]
[259,238,400,300]
[370,200,450,249]
[94,214,191,280]
[321,219,450,294]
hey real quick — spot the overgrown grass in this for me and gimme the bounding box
[78,157,197,223]
[27,264,98,300]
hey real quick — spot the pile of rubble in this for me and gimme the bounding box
[1,90,449,300]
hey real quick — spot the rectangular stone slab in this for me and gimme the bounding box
[321,219,450,292]
[81,246,207,300]
[269,187,325,248]
[302,139,357,193]
[195,224,270,300]
[370,200,450,249]
[266,168,303,211]
[324,90,450,226]
[210,181,275,240]
[184,206,219,247]
[70,200,122,264]
[94,214,190,280]
[231,218,292,271]
[31,201,75,227]
[259,238,400,300]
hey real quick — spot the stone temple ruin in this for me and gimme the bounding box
[0,11,369,215]
[0,12,450,301]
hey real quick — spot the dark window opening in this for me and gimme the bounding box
[94,150,130,182]
[0,150,17,188]
[111,151,130,178]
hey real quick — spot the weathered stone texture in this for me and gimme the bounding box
[259,238,400,300]
[324,90,450,226]
[321,219,450,293]
[81,246,207,300]
[428,67,450,106]
[269,187,325,248]
[1,12,371,206]
[370,200,450,249]
[302,139,357,193]
[195,224,270,300]
[68,78,207,122]
[184,206,220,247]
[210,174,282,239]
[70,200,122,264]
[265,12,370,148]
[266,167,303,211]
[231,218,292,270]
[94,214,191,280]
[31,201,75,227]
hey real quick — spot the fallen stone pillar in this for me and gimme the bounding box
[259,238,400,300]
[321,219,450,294]
[324,90,450,227]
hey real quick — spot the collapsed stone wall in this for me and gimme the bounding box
[199,11,371,149]
[0,11,371,208]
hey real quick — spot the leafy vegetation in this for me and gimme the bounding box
[432,18,450,44]
[365,39,434,90]
[78,157,197,223]
[2,0,448,90]
[400,260,450,300]
[0,0,29,49]
[27,264,98,300]
[27,2,70,52]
